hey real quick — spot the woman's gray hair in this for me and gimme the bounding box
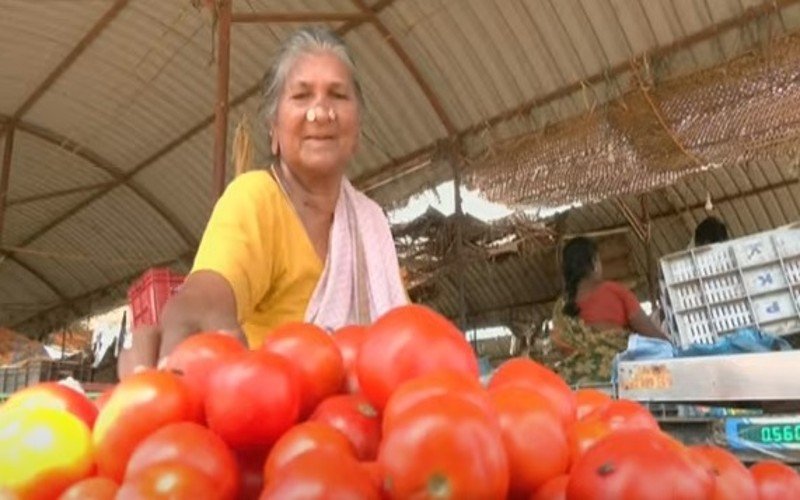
[262,26,365,125]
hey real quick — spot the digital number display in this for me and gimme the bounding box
[740,424,800,444]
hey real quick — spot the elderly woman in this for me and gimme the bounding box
[124,26,407,371]
[550,237,668,384]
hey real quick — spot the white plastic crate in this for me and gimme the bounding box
[660,222,800,348]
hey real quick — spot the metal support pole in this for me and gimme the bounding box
[641,195,659,308]
[212,0,232,200]
[451,148,468,331]
[0,125,15,244]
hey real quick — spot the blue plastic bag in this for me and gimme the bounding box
[679,328,792,357]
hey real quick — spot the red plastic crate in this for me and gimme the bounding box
[128,268,186,329]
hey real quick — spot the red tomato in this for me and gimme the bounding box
[117,461,221,500]
[567,417,613,467]
[163,332,247,422]
[379,394,509,499]
[583,399,659,432]
[92,370,195,482]
[488,358,576,427]
[206,350,301,450]
[260,449,380,500]
[332,325,367,394]
[360,461,384,494]
[93,388,114,412]
[2,382,97,429]
[490,387,569,495]
[575,388,612,420]
[309,394,381,461]
[261,322,344,417]
[531,474,568,500]
[0,407,94,500]
[382,369,493,435]
[568,429,714,500]
[263,421,356,484]
[750,460,800,500]
[689,445,756,500]
[125,422,238,499]
[58,477,118,500]
[356,305,479,411]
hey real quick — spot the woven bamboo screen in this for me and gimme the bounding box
[466,35,800,208]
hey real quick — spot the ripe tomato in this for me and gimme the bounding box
[0,407,94,500]
[568,429,714,500]
[689,445,756,500]
[332,325,367,394]
[379,394,508,499]
[163,332,247,422]
[360,461,384,493]
[260,449,380,500]
[261,322,344,417]
[263,421,356,484]
[583,399,659,432]
[356,305,479,411]
[575,388,612,420]
[93,388,114,412]
[206,350,301,450]
[92,369,195,482]
[531,474,568,500]
[2,382,97,429]
[382,369,493,435]
[750,460,800,500]
[58,477,118,500]
[488,358,576,427]
[117,461,221,500]
[567,417,613,467]
[125,422,238,499]
[490,387,569,495]
[309,394,381,461]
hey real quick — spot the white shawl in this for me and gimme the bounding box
[304,179,408,331]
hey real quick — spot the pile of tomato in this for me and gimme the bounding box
[1,304,799,499]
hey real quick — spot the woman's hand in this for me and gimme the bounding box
[117,271,246,379]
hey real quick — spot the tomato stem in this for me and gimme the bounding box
[427,473,452,498]
[597,462,616,476]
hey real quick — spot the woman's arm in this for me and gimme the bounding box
[120,271,246,377]
[629,308,671,341]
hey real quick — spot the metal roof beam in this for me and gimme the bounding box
[12,0,129,121]
[582,176,800,237]
[9,250,195,336]
[0,126,14,243]
[355,0,800,192]
[232,12,368,23]
[8,0,397,254]
[7,119,197,248]
[352,0,456,135]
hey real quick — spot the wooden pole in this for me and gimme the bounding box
[451,149,468,332]
[0,126,15,244]
[641,195,659,308]
[212,0,232,200]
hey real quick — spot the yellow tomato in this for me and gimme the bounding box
[0,407,94,500]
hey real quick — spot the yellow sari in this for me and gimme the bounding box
[549,298,629,385]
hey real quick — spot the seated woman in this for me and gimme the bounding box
[121,26,408,375]
[550,236,669,385]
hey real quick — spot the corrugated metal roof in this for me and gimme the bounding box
[1,0,800,334]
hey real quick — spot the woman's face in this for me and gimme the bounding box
[272,51,360,180]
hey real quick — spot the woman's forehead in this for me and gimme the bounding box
[284,51,353,86]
